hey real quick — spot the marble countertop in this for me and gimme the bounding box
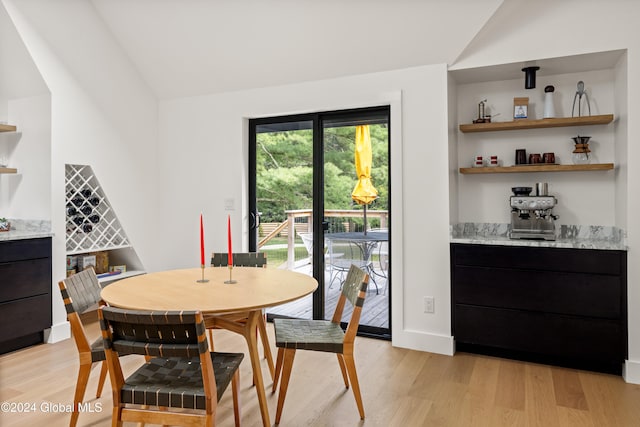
[450,223,627,251]
[0,219,53,242]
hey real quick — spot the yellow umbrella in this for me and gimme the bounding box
[351,125,378,234]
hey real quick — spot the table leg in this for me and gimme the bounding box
[257,313,275,380]
[245,310,271,427]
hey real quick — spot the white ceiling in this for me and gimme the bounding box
[91,0,504,99]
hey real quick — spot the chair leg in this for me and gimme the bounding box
[343,354,365,419]
[336,354,349,388]
[112,405,123,427]
[95,360,108,398]
[275,348,296,424]
[272,347,284,393]
[257,315,275,381]
[232,369,241,427]
[71,362,92,427]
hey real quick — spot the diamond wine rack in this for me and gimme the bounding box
[65,164,130,254]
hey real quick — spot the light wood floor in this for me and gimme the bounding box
[1,317,640,426]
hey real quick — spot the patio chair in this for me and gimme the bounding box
[99,306,243,427]
[298,231,314,264]
[58,268,109,427]
[327,239,378,294]
[272,265,370,422]
[298,231,337,266]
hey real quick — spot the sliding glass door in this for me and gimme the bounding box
[249,106,390,338]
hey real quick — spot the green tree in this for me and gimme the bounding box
[256,124,388,223]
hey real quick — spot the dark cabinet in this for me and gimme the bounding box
[451,243,627,374]
[0,238,52,353]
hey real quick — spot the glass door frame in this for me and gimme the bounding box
[248,106,391,339]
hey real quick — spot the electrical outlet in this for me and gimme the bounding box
[424,296,435,313]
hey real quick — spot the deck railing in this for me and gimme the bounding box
[265,209,388,269]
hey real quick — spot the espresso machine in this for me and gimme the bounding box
[509,184,558,241]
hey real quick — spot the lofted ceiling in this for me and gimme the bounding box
[90,0,504,100]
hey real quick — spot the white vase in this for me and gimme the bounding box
[543,92,555,118]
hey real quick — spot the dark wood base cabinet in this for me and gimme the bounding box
[0,238,52,354]
[451,243,627,375]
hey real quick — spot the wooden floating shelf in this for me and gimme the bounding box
[460,163,614,174]
[459,114,614,133]
[0,167,18,174]
[0,124,17,132]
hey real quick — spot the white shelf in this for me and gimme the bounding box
[66,244,132,256]
[98,270,145,285]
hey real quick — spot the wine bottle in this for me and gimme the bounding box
[81,189,92,198]
[72,197,84,207]
[89,214,100,224]
[82,223,93,233]
[73,217,84,226]
[80,204,93,216]
[88,197,100,206]
[67,207,78,216]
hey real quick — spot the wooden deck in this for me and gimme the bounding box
[265,263,389,329]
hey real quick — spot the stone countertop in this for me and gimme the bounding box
[0,219,53,242]
[450,223,627,251]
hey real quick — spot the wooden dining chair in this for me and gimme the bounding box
[272,264,369,423]
[58,268,109,427]
[99,306,244,427]
[210,251,274,381]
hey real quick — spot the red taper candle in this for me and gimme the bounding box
[200,214,205,267]
[227,215,232,265]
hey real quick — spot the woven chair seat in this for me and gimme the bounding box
[274,319,344,353]
[121,352,243,409]
[90,338,106,362]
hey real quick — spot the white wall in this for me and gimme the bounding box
[614,54,628,232]
[0,94,51,218]
[159,64,455,355]
[449,0,640,383]
[3,0,160,342]
[0,2,50,217]
[0,2,48,122]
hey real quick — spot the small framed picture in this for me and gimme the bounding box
[514,97,529,120]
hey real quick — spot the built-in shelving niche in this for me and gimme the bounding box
[65,164,144,283]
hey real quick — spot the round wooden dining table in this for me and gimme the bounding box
[101,266,318,427]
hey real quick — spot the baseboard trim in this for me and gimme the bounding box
[44,321,70,344]
[391,329,454,356]
[623,359,640,384]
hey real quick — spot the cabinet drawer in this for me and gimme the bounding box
[0,238,51,263]
[454,266,621,318]
[454,304,623,363]
[0,294,52,342]
[452,243,624,275]
[0,258,51,303]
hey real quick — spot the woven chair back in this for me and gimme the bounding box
[60,268,102,315]
[100,307,207,358]
[211,252,267,268]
